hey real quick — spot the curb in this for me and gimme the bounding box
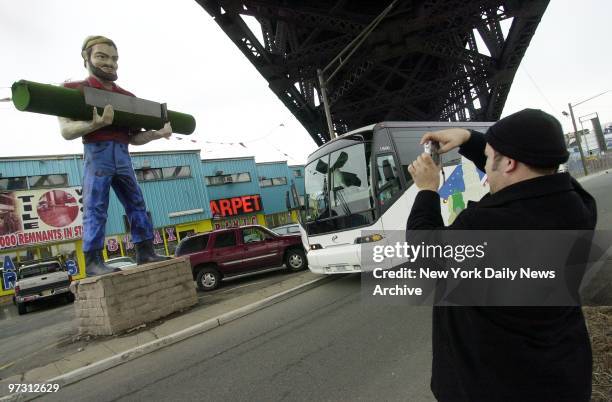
[576,169,609,183]
[1,274,334,401]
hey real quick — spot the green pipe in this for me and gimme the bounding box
[11,80,196,135]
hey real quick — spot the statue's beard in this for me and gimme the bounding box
[91,65,118,82]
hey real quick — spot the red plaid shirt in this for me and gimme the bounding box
[63,76,136,144]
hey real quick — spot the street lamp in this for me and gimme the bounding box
[564,89,612,176]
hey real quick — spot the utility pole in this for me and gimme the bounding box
[568,102,588,176]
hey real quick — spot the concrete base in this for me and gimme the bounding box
[71,257,197,336]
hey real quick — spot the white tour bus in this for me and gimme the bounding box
[300,121,494,274]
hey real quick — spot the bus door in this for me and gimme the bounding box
[371,127,409,270]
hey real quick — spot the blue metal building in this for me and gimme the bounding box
[0,150,303,295]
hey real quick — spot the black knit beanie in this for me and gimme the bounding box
[484,108,569,167]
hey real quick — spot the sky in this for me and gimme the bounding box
[1,0,611,164]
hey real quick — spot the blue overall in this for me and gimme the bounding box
[82,141,152,252]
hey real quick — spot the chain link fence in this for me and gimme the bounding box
[567,151,612,178]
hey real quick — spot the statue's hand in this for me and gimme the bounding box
[93,105,114,129]
[156,122,173,139]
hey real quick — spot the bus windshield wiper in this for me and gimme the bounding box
[334,187,352,216]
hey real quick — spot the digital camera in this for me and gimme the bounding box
[423,140,441,165]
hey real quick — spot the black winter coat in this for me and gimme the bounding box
[406,132,597,402]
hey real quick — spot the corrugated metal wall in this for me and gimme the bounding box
[289,165,305,197]
[201,157,260,201]
[105,152,210,235]
[256,161,292,214]
[0,155,83,186]
[0,151,210,236]
[0,152,305,236]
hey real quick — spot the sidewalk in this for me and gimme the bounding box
[0,270,332,399]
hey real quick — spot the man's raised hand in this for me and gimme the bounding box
[420,128,471,154]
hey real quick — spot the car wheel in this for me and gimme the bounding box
[196,267,221,291]
[285,249,307,272]
[65,292,75,303]
[17,302,27,315]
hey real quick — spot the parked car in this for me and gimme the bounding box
[175,225,307,291]
[14,260,74,315]
[106,256,137,270]
[270,223,301,236]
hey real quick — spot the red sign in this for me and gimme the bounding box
[0,187,84,250]
[210,195,262,217]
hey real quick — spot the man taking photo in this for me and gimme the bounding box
[406,109,596,401]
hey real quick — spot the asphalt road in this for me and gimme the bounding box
[582,171,612,230]
[0,267,299,379]
[42,274,434,402]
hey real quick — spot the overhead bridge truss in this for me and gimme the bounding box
[196,0,549,145]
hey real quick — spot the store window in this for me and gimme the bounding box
[293,170,303,178]
[164,227,179,256]
[265,211,292,228]
[153,230,166,256]
[0,177,27,191]
[20,248,38,265]
[162,166,191,179]
[106,237,122,259]
[205,172,251,186]
[39,245,53,259]
[178,229,195,241]
[259,176,288,187]
[135,166,192,182]
[122,235,137,260]
[135,168,163,181]
[28,174,68,189]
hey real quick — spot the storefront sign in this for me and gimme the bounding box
[0,187,83,250]
[213,215,258,230]
[209,194,262,217]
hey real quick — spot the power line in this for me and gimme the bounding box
[202,137,301,163]
[521,66,560,115]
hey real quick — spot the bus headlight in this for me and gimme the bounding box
[354,234,384,244]
[310,244,323,250]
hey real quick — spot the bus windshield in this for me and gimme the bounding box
[304,142,374,234]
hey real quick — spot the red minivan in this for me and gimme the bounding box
[175,225,307,291]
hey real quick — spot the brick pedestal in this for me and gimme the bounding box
[71,257,197,336]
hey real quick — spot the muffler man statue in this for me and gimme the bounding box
[59,35,171,276]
